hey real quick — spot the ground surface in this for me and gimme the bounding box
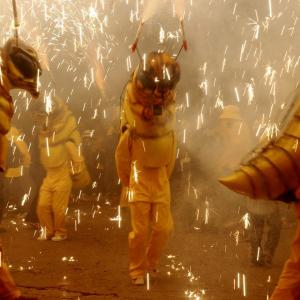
[1,199,296,300]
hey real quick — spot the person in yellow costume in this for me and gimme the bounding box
[209,105,252,228]
[219,90,300,299]
[270,197,300,300]
[217,105,252,175]
[34,96,87,242]
[0,37,41,300]
[116,51,180,285]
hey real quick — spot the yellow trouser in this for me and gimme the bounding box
[271,203,300,300]
[37,170,72,237]
[0,263,21,300]
[129,202,173,279]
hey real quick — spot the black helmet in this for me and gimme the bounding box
[1,38,42,98]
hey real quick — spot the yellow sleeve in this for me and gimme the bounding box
[115,130,132,187]
[0,94,14,171]
[65,141,83,163]
[6,126,31,168]
[0,96,13,135]
[15,140,31,167]
[65,141,85,174]
[0,135,8,172]
[166,132,177,178]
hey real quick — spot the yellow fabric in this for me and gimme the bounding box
[65,141,84,171]
[128,166,171,204]
[115,129,176,186]
[115,130,133,187]
[120,82,176,169]
[39,111,81,169]
[13,140,31,168]
[129,202,173,279]
[115,128,176,279]
[131,132,175,169]
[47,112,79,146]
[37,163,72,237]
[271,202,300,300]
[4,167,23,178]
[121,82,175,137]
[71,165,91,190]
[65,141,91,189]
[4,127,31,178]
[116,76,177,278]
[0,136,8,172]
[37,103,85,236]
[0,91,14,172]
[119,186,129,207]
[0,95,13,136]
[0,86,22,299]
[40,141,69,169]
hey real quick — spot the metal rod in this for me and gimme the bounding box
[180,20,188,51]
[175,44,184,61]
[175,19,188,61]
[136,47,143,62]
[12,0,20,45]
[131,22,144,53]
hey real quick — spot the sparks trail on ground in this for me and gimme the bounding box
[165,254,206,299]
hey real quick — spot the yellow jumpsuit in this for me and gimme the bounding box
[116,68,177,279]
[0,91,22,298]
[37,107,82,238]
[115,129,176,279]
[271,201,300,300]
[37,161,72,237]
